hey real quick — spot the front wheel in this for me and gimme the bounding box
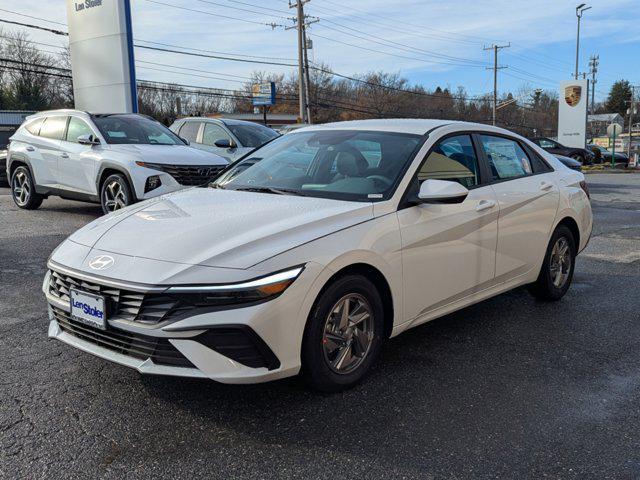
[100,174,133,215]
[528,225,576,301]
[11,165,43,210]
[302,275,385,392]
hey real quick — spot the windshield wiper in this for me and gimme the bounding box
[234,186,306,196]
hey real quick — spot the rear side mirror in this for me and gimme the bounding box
[214,139,236,149]
[77,134,100,146]
[418,179,469,204]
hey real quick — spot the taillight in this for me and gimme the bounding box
[579,180,590,199]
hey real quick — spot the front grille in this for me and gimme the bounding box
[48,270,184,325]
[143,163,227,186]
[51,306,195,368]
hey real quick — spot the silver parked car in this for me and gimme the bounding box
[169,117,279,162]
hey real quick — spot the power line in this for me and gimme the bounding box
[315,18,489,66]
[142,0,283,28]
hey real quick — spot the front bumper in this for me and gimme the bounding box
[44,261,320,384]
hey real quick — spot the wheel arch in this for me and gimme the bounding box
[311,262,395,339]
[555,216,580,250]
[96,164,138,201]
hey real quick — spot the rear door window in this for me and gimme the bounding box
[39,116,68,140]
[480,135,533,181]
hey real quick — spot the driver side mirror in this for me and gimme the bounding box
[77,134,100,146]
[214,138,236,149]
[418,179,469,204]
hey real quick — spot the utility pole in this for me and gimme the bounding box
[484,43,510,126]
[302,19,315,124]
[289,0,308,123]
[628,85,637,160]
[588,54,599,114]
[575,4,591,80]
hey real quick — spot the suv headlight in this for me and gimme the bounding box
[165,266,304,307]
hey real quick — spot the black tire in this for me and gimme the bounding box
[100,173,133,215]
[11,165,43,210]
[302,275,385,392]
[570,153,584,163]
[528,225,576,301]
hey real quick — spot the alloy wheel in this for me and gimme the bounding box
[322,293,374,374]
[103,180,128,212]
[549,237,571,288]
[12,170,30,206]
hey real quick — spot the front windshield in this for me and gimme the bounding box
[226,123,279,148]
[92,115,185,145]
[213,130,423,202]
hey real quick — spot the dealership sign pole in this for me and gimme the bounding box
[66,0,138,113]
[252,83,277,125]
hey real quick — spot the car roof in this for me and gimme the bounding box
[179,117,270,128]
[291,118,520,136]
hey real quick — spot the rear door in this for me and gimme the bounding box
[478,134,559,281]
[59,116,100,194]
[35,115,68,186]
[398,134,499,322]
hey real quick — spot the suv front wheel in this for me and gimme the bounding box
[11,165,43,210]
[100,174,133,214]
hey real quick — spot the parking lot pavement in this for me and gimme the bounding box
[1,173,639,479]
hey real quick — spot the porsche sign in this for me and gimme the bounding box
[558,79,588,148]
[564,85,582,107]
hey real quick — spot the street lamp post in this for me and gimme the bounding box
[575,4,592,80]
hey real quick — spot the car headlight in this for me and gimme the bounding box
[164,266,304,307]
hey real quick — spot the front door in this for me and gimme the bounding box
[59,117,99,194]
[478,134,560,280]
[397,134,499,324]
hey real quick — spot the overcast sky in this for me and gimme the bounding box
[3,0,639,102]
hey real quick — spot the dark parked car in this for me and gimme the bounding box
[555,154,582,171]
[588,144,629,166]
[530,137,594,164]
[0,149,7,186]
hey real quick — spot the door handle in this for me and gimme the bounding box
[476,200,496,212]
[26,146,35,152]
[60,153,69,158]
[540,181,553,191]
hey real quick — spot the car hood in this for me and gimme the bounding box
[69,188,374,269]
[108,144,228,165]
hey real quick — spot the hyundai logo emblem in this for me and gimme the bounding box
[198,167,211,176]
[89,255,115,270]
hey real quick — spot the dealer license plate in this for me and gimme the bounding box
[69,288,106,330]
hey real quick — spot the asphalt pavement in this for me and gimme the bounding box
[1,173,639,479]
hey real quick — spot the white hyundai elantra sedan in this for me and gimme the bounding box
[43,119,592,391]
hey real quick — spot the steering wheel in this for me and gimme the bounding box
[367,175,393,190]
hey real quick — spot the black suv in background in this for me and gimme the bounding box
[530,137,594,164]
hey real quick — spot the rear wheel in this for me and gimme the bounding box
[100,174,132,214]
[11,165,43,210]
[529,225,576,301]
[302,275,384,392]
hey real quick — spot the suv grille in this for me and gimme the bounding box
[51,306,194,368]
[143,163,227,186]
[48,270,188,325]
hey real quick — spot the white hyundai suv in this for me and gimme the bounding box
[7,110,228,214]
